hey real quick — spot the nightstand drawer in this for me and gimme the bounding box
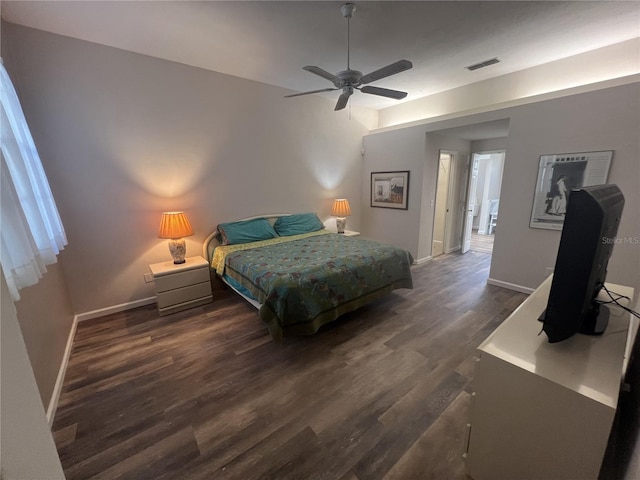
[157,282,212,309]
[155,267,209,293]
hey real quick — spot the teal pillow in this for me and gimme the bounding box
[274,213,324,236]
[217,218,278,245]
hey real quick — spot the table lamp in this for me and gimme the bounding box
[331,198,351,234]
[158,211,194,264]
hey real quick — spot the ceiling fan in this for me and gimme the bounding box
[284,3,413,111]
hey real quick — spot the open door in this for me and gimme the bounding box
[461,156,478,254]
[432,153,451,257]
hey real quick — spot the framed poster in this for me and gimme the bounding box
[530,150,613,230]
[371,171,410,210]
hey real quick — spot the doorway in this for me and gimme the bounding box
[422,119,510,265]
[464,151,505,255]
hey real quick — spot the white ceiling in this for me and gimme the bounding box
[2,1,639,110]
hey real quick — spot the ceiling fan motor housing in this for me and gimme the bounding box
[335,69,363,88]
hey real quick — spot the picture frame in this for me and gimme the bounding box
[371,171,410,210]
[530,150,613,230]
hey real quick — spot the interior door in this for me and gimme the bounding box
[461,156,479,254]
[432,154,451,257]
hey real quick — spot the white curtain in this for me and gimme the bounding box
[1,60,67,301]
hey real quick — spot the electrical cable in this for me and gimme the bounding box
[599,285,640,319]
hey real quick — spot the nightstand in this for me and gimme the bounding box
[149,256,212,316]
[341,230,360,237]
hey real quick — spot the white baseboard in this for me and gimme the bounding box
[487,278,535,294]
[75,296,156,322]
[47,296,157,426]
[46,314,78,427]
[414,256,432,265]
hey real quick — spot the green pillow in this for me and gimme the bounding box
[217,218,278,245]
[274,213,324,236]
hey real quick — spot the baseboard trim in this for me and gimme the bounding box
[75,296,156,322]
[47,296,157,426]
[487,278,535,295]
[46,314,78,427]
[414,256,432,265]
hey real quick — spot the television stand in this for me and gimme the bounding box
[537,302,611,336]
[465,275,636,480]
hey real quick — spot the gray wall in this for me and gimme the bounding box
[361,127,424,256]
[364,82,640,293]
[492,83,640,291]
[1,270,66,480]
[471,137,507,154]
[14,259,75,409]
[2,22,377,315]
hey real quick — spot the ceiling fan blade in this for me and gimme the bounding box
[335,93,351,111]
[360,60,413,84]
[303,66,341,84]
[284,88,338,98]
[360,85,408,100]
[333,90,353,111]
[335,86,354,111]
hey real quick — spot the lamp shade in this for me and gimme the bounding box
[331,199,351,217]
[158,212,194,239]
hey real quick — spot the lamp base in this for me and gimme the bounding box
[336,217,347,234]
[168,238,187,264]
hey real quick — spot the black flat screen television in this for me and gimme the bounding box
[540,184,625,343]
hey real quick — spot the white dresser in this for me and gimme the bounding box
[465,276,636,480]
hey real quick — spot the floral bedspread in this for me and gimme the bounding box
[212,231,414,341]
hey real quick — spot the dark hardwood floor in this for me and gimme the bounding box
[52,251,528,480]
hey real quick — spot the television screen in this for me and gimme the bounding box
[541,184,625,343]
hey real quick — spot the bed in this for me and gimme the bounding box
[203,213,414,341]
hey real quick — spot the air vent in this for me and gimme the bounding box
[466,57,501,71]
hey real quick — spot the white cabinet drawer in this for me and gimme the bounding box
[158,296,213,316]
[155,267,209,293]
[157,282,212,309]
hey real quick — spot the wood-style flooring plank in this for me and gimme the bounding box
[52,251,528,479]
[384,391,472,480]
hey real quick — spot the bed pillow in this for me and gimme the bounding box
[274,213,324,236]
[217,218,278,245]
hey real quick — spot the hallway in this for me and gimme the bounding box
[470,232,494,254]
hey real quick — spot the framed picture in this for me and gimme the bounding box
[371,171,410,210]
[530,150,613,230]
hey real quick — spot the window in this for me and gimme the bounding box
[1,61,67,301]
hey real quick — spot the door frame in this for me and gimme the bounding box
[461,155,479,254]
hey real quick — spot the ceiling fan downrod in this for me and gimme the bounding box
[341,3,356,70]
